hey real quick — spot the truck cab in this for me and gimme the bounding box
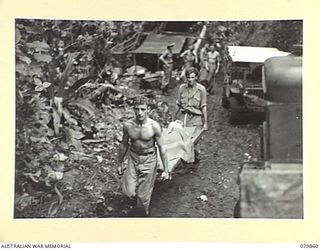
[236,46,303,218]
[222,46,290,124]
[261,52,302,161]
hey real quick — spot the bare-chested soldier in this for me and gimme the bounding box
[118,96,170,216]
[207,44,221,94]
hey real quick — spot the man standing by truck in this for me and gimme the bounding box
[206,44,221,94]
[118,96,170,216]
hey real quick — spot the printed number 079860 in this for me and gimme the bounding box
[300,244,318,248]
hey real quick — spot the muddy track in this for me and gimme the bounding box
[150,77,261,218]
[55,76,261,218]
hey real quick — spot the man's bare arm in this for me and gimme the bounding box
[180,49,188,58]
[153,122,169,176]
[202,106,208,131]
[159,51,169,66]
[173,86,182,121]
[215,52,221,74]
[118,123,130,174]
[200,87,208,130]
[200,48,205,63]
[194,51,198,64]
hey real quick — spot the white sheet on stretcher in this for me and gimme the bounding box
[157,122,196,172]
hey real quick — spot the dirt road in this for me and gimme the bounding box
[149,76,261,217]
[45,76,261,219]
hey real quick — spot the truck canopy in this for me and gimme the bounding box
[133,33,188,55]
[227,46,290,63]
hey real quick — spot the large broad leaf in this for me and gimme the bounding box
[106,21,116,28]
[35,82,51,92]
[61,108,78,127]
[16,63,43,77]
[26,41,50,52]
[16,23,24,29]
[15,193,34,212]
[46,128,54,137]
[34,53,52,63]
[68,99,95,117]
[68,128,85,140]
[64,76,92,100]
[217,25,227,32]
[65,127,84,151]
[29,65,43,76]
[18,55,32,65]
[44,165,64,187]
[70,138,83,152]
[62,107,71,121]
[38,111,51,124]
[15,28,21,44]
[16,63,28,76]
[86,49,94,61]
[25,26,38,34]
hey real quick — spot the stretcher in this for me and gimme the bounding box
[158,126,204,173]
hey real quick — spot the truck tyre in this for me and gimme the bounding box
[221,86,230,109]
[221,96,230,109]
[229,96,244,124]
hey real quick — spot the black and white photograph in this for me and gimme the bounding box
[14,20,303,219]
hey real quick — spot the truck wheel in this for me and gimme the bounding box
[229,96,244,124]
[221,96,230,109]
[221,86,230,109]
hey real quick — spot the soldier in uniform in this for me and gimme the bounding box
[174,67,208,162]
[159,42,175,95]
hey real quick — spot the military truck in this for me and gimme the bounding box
[236,46,303,218]
[221,46,290,124]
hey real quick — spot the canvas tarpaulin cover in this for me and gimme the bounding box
[228,46,290,63]
[133,33,188,55]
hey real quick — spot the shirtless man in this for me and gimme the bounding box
[181,44,198,69]
[207,44,221,94]
[199,42,210,86]
[118,96,170,216]
[179,44,198,82]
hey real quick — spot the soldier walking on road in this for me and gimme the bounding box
[199,42,210,87]
[174,67,208,162]
[118,96,170,216]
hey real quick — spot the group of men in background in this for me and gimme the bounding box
[159,41,222,95]
[117,40,222,217]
